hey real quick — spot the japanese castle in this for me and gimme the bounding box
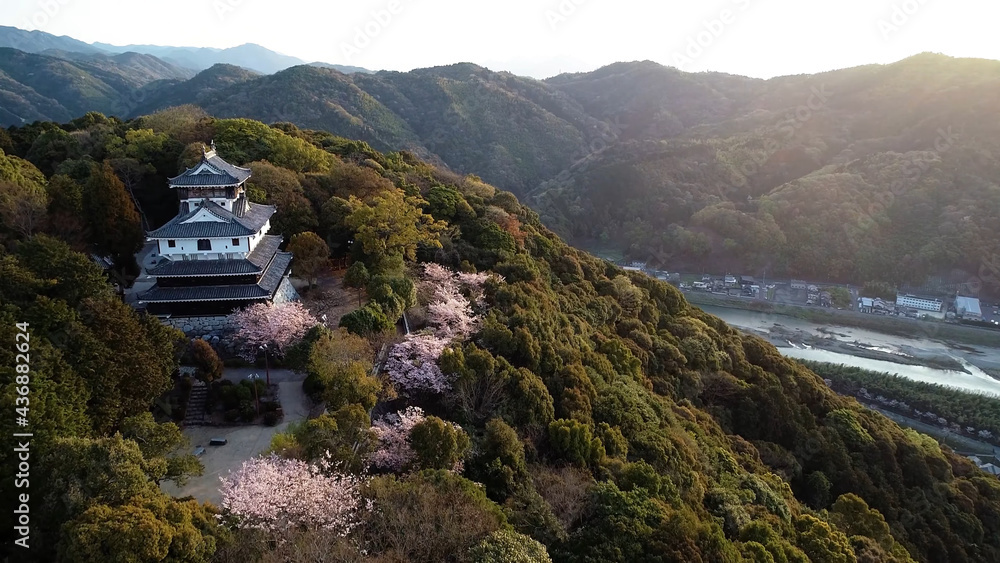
[138,144,295,317]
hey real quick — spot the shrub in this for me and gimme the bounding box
[303,368,325,401]
[263,411,280,427]
[224,409,241,423]
[240,401,257,422]
[339,303,393,336]
[188,339,223,382]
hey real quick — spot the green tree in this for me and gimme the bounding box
[830,494,915,562]
[345,189,444,268]
[119,412,203,486]
[246,161,318,236]
[469,419,528,501]
[60,503,175,563]
[794,514,857,563]
[317,360,381,412]
[361,470,507,562]
[343,261,371,306]
[829,287,851,308]
[548,419,604,467]
[410,416,471,471]
[83,161,143,270]
[287,231,330,289]
[188,339,223,382]
[295,405,375,469]
[0,179,48,237]
[339,303,393,336]
[15,235,112,303]
[469,529,552,563]
[59,497,222,563]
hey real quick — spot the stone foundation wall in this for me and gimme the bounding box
[274,276,300,304]
[164,315,239,356]
[164,315,234,341]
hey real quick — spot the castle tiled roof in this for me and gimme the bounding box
[147,236,282,277]
[147,199,274,239]
[168,151,252,187]
[138,252,292,303]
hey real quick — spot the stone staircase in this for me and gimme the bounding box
[184,381,208,426]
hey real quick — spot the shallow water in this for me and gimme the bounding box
[698,305,1000,397]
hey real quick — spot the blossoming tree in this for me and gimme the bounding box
[369,406,425,471]
[384,334,451,394]
[369,407,466,473]
[219,455,362,534]
[230,301,317,361]
[382,264,496,395]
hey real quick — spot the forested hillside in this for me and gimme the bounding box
[532,54,1000,288]
[0,47,193,124]
[5,48,998,287]
[2,110,1000,562]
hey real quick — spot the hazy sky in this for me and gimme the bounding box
[4,0,999,78]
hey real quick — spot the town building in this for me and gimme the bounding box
[896,293,943,313]
[859,297,890,314]
[622,261,648,272]
[791,280,807,290]
[955,296,983,320]
[137,144,297,318]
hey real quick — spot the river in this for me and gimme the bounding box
[698,305,1000,397]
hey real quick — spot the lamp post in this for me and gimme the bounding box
[260,344,271,386]
[248,373,261,416]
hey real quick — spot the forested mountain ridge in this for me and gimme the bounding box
[0,47,194,124]
[2,110,1000,562]
[4,49,1000,287]
[0,25,103,55]
[531,53,1000,288]
[0,25,364,75]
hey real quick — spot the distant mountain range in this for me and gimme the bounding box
[0,25,370,75]
[1,25,998,289]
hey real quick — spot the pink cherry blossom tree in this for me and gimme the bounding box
[426,284,478,337]
[368,407,464,473]
[384,333,451,394]
[381,264,499,396]
[420,263,493,338]
[220,454,363,534]
[369,406,425,471]
[230,301,318,361]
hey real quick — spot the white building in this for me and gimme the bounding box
[896,293,943,313]
[138,144,296,317]
[955,296,983,320]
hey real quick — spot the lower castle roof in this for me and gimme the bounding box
[138,252,292,303]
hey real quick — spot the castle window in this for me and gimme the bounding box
[167,240,176,248]
[232,238,240,247]
[197,239,212,251]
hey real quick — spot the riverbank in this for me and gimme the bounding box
[684,291,1000,349]
[741,323,970,372]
